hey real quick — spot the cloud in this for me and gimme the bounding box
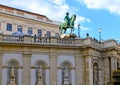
[0,0,91,32]
[10,0,69,21]
[80,0,120,15]
[74,15,91,31]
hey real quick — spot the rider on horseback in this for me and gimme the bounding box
[59,12,76,34]
[64,12,70,27]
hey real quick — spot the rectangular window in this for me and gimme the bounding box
[28,28,33,35]
[37,29,42,36]
[6,23,12,31]
[47,31,51,37]
[17,25,22,32]
[55,33,59,37]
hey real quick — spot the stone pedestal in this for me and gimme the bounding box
[8,79,16,85]
[64,78,69,85]
[37,79,43,85]
[62,78,71,85]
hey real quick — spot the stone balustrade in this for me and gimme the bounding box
[0,34,118,49]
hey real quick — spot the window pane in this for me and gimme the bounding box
[47,31,51,37]
[28,28,32,35]
[55,33,59,37]
[37,29,42,36]
[6,23,12,31]
[17,25,22,32]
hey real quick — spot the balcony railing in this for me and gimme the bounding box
[0,34,117,49]
[0,34,75,45]
[2,35,24,42]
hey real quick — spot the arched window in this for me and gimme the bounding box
[35,61,46,85]
[61,61,72,85]
[93,62,99,85]
[7,59,19,84]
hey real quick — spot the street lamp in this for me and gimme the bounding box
[98,28,102,42]
[78,24,80,38]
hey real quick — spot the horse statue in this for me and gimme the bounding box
[59,13,76,35]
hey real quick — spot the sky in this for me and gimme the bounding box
[0,0,120,41]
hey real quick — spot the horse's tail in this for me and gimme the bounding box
[59,23,62,35]
[59,24,61,31]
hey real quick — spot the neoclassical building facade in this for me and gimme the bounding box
[0,4,120,85]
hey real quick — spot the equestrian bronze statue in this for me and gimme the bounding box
[59,12,76,34]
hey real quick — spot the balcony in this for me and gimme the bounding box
[0,33,117,49]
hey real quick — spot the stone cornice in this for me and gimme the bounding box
[0,12,59,27]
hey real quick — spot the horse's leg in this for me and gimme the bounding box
[64,28,66,33]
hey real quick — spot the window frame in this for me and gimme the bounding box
[17,25,23,32]
[37,29,42,36]
[27,27,33,35]
[47,31,51,37]
[6,23,12,31]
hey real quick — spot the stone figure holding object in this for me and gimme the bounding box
[9,66,16,79]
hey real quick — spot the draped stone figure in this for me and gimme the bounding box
[62,66,70,85]
[38,66,43,79]
[93,66,99,85]
[36,66,44,85]
[8,66,16,85]
[9,66,15,79]
[63,67,69,79]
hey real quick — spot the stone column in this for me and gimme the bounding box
[75,52,82,85]
[98,56,104,85]
[83,56,92,85]
[22,52,31,85]
[114,57,118,70]
[49,49,57,85]
[111,57,115,70]
[0,52,3,85]
[104,57,110,85]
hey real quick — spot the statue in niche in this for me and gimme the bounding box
[63,66,69,79]
[93,66,99,85]
[38,65,43,80]
[9,66,16,79]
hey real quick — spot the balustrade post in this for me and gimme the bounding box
[0,33,3,41]
[23,35,32,43]
[50,36,58,44]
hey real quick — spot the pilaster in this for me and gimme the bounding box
[115,57,118,70]
[104,57,110,85]
[0,52,3,85]
[83,56,92,85]
[22,52,31,85]
[49,49,57,85]
[74,52,82,85]
[111,57,115,71]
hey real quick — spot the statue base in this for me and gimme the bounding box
[36,79,44,85]
[60,33,77,39]
[62,78,71,85]
[7,79,16,85]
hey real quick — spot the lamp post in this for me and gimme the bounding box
[78,24,80,38]
[98,28,102,42]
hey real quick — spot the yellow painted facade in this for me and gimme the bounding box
[0,4,59,36]
[0,4,120,85]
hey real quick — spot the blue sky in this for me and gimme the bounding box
[0,0,120,41]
